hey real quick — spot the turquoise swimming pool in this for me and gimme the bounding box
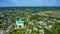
[16,18,24,24]
[16,21,24,24]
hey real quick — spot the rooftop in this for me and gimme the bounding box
[0,28,4,33]
[16,18,24,25]
[16,21,24,24]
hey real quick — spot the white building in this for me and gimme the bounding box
[16,20,24,28]
[39,21,45,25]
[39,29,44,34]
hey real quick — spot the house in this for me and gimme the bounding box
[48,25,52,28]
[45,25,52,29]
[57,20,60,22]
[39,29,44,34]
[31,13,36,16]
[16,18,24,28]
[0,28,4,34]
[33,27,38,31]
[39,21,45,25]
[27,29,32,33]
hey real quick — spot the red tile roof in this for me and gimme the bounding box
[0,28,4,30]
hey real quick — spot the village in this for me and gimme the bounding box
[0,8,60,34]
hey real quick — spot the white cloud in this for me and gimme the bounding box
[0,0,60,6]
[6,0,19,2]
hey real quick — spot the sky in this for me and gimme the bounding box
[0,0,60,7]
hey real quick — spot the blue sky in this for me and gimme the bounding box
[0,0,60,7]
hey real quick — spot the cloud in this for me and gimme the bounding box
[0,0,60,7]
[10,0,19,2]
[5,0,19,2]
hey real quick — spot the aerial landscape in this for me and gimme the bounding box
[0,7,60,34]
[0,0,60,34]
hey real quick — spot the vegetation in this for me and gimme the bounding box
[0,8,60,34]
